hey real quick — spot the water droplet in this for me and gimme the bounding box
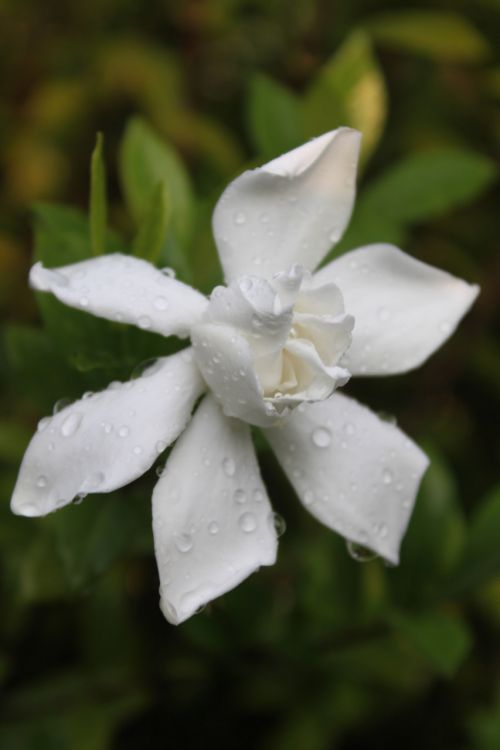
[74,493,86,505]
[382,468,393,485]
[346,540,377,562]
[37,416,51,432]
[222,457,235,477]
[61,412,83,437]
[208,521,219,535]
[378,307,390,321]
[138,315,152,330]
[379,523,389,538]
[79,296,89,307]
[175,533,193,553]
[118,425,129,438]
[343,422,355,436]
[312,426,331,448]
[133,445,143,455]
[154,296,169,311]
[269,512,286,537]
[53,398,73,414]
[36,475,48,488]
[253,489,264,503]
[101,422,112,434]
[155,464,165,478]
[160,267,177,278]
[439,320,452,334]
[234,488,247,504]
[304,489,315,506]
[18,503,39,517]
[156,440,167,454]
[239,277,253,293]
[233,211,247,225]
[239,512,257,533]
[378,411,397,425]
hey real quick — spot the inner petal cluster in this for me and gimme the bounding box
[191,266,354,426]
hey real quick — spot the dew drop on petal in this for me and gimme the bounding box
[303,489,315,506]
[37,416,51,432]
[343,422,355,436]
[53,397,73,415]
[253,489,264,503]
[160,267,176,278]
[175,533,193,553]
[155,464,165,478]
[156,440,167,454]
[208,521,219,535]
[137,315,152,330]
[269,511,286,537]
[234,488,247,504]
[118,425,129,438]
[239,512,257,533]
[311,427,331,448]
[382,468,394,485]
[222,457,235,477]
[439,320,452,334]
[133,445,143,455]
[154,296,169,311]
[233,211,247,226]
[36,475,48,489]
[61,412,83,437]
[346,540,378,563]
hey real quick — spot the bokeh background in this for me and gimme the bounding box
[1,0,499,748]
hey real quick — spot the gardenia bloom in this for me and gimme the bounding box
[11,128,479,624]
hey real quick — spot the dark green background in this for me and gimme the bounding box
[0,1,499,748]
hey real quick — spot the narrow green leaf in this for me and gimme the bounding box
[119,117,193,248]
[335,147,497,255]
[132,181,170,263]
[367,11,490,63]
[246,74,302,159]
[302,31,387,164]
[449,487,500,594]
[390,609,473,678]
[358,148,496,224]
[89,132,108,256]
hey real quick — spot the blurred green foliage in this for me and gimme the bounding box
[0,1,499,748]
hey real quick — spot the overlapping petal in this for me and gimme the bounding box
[30,254,208,338]
[265,392,429,563]
[192,323,282,426]
[315,244,479,375]
[11,350,204,517]
[152,394,277,624]
[213,128,361,282]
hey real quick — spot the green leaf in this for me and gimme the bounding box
[303,31,387,164]
[337,147,496,253]
[246,74,302,159]
[132,181,170,263]
[387,447,465,607]
[367,11,490,63]
[390,609,472,678]
[89,132,108,256]
[119,117,193,249]
[449,487,500,594]
[51,490,152,590]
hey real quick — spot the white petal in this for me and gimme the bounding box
[265,392,429,563]
[152,394,277,625]
[30,254,208,338]
[315,244,479,375]
[206,276,292,357]
[191,322,282,427]
[213,128,362,282]
[10,350,204,517]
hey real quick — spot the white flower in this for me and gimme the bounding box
[11,128,479,624]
